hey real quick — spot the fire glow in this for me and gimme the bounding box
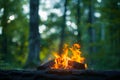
[51,43,87,70]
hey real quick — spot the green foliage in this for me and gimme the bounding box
[0,0,120,70]
[0,0,28,69]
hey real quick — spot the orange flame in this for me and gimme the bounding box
[51,44,87,69]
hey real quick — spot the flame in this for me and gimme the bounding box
[51,43,87,69]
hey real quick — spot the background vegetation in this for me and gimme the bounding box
[0,0,120,70]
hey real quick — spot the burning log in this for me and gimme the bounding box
[37,59,86,70]
[37,60,55,70]
[68,60,86,69]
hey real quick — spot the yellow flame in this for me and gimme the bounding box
[51,43,87,69]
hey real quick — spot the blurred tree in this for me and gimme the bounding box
[59,0,67,54]
[1,0,9,59]
[87,0,96,54]
[101,0,120,69]
[25,0,41,68]
[76,0,81,44]
[0,0,28,69]
[86,0,120,70]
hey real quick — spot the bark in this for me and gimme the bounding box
[101,24,105,41]
[59,0,67,54]
[88,0,96,53]
[1,0,9,61]
[25,0,40,68]
[76,0,81,44]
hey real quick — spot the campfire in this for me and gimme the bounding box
[38,43,87,70]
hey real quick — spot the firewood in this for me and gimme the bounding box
[37,60,55,70]
[37,59,86,70]
[68,60,86,69]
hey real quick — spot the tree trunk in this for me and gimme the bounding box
[25,0,40,68]
[88,0,96,54]
[76,0,81,44]
[100,24,105,41]
[59,0,67,54]
[1,0,9,61]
